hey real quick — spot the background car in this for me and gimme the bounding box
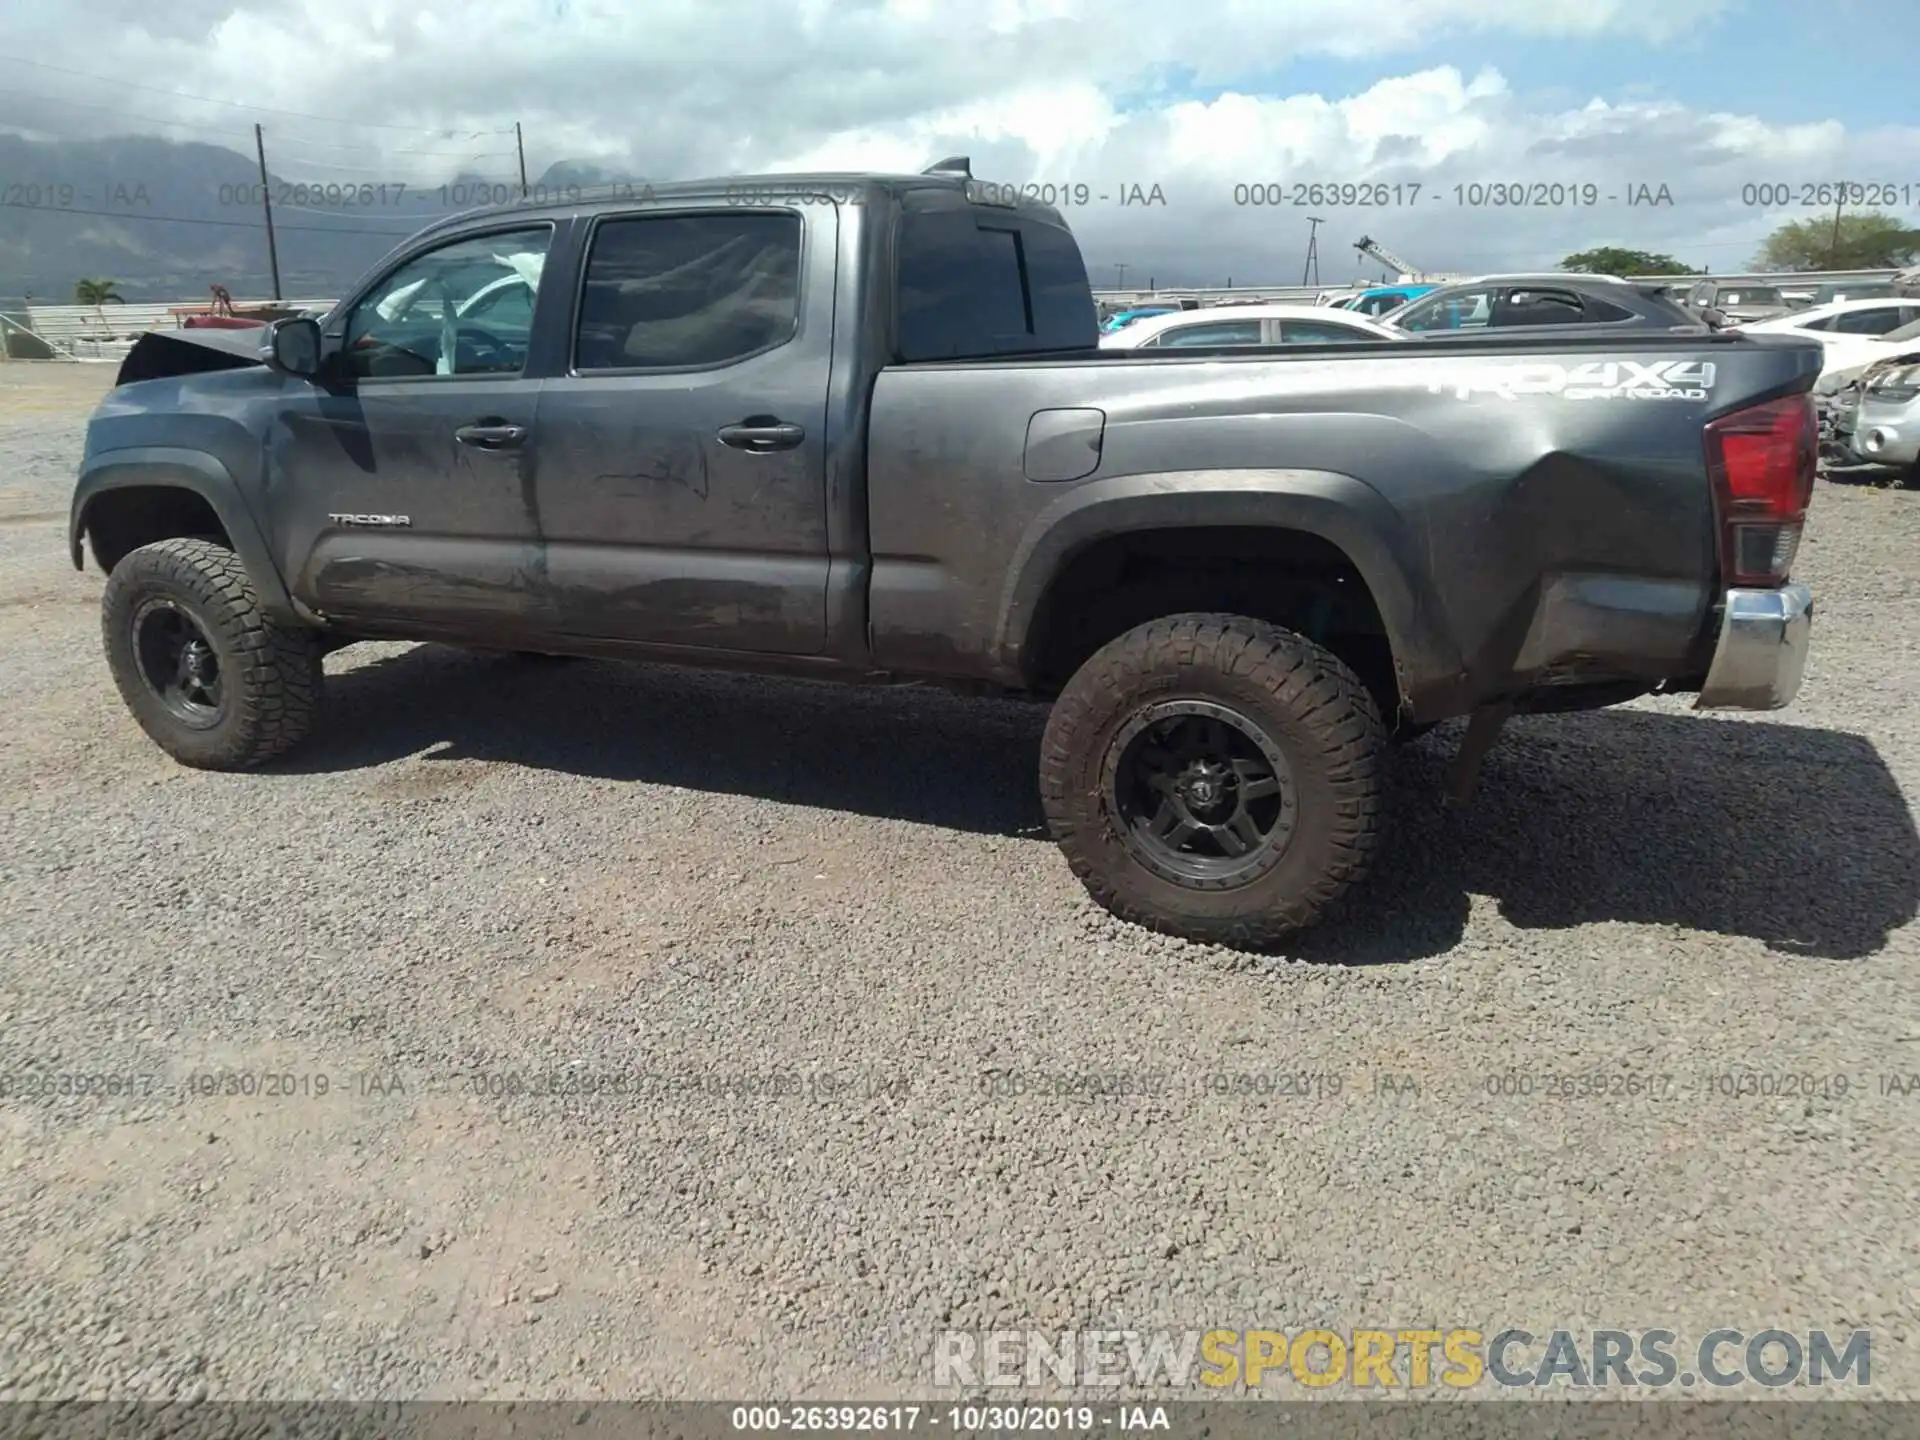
[1681,279,1793,324]
[1336,283,1437,317]
[1854,362,1920,473]
[1381,274,1704,333]
[1800,281,1897,308]
[1742,296,1920,340]
[1802,314,1920,391]
[1096,303,1401,349]
[1099,305,1179,334]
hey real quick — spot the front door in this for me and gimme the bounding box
[266,223,558,637]
[530,205,833,654]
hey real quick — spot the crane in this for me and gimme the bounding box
[1353,235,1419,281]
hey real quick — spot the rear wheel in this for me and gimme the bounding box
[1039,613,1386,948]
[102,538,322,770]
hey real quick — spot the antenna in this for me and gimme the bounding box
[1302,216,1325,287]
[921,156,972,177]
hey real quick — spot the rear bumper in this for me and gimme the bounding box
[1694,584,1813,711]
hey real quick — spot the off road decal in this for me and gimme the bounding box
[1426,360,1717,402]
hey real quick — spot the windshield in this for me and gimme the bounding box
[1878,317,1920,344]
[1720,287,1784,306]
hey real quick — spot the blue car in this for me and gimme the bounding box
[1339,284,1436,318]
[1100,306,1179,334]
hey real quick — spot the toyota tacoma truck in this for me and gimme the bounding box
[70,164,1822,948]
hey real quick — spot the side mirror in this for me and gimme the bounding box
[266,317,322,377]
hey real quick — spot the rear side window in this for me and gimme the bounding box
[1282,318,1377,343]
[1150,320,1262,348]
[1491,289,1635,326]
[573,212,801,371]
[894,190,1097,360]
[1830,306,1906,335]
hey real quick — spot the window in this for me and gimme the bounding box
[573,212,800,371]
[894,188,1097,360]
[1497,289,1635,326]
[1353,292,1405,316]
[1829,306,1908,335]
[343,226,551,378]
[1498,289,1587,325]
[1281,318,1378,343]
[1393,288,1492,332]
[1149,320,1263,348]
[1797,315,1837,332]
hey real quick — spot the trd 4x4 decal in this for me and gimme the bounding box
[1426,360,1718,401]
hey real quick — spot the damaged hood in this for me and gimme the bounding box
[115,325,273,387]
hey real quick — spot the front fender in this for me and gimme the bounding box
[71,446,300,623]
[995,468,1468,716]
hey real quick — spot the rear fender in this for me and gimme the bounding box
[996,468,1468,716]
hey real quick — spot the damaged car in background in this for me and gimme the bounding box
[1815,315,1920,470]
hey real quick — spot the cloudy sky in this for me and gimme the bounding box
[3,0,1916,286]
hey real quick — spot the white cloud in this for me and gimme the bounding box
[2,0,1916,280]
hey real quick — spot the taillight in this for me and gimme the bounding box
[1703,393,1816,587]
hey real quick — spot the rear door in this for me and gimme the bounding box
[529,206,831,653]
[268,222,559,634]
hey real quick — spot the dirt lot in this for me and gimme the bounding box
[1,360,1917,1403]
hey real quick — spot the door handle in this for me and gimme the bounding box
[454,422,528,449]
[717,418,805,452]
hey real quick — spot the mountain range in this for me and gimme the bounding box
[0,134,643,303]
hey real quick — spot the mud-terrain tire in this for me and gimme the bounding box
[1039,613,1386,948]
[102,538,322,770]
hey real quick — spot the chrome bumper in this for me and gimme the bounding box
[1694,584,1813,711]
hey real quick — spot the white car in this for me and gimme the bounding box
[1743,299,1920,387]
[1813,316,1920,394]
[1741,296,1920,339]
[1097,303,1401,349]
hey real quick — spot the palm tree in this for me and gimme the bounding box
[73,278,124,305]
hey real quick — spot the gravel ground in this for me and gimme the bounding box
[1,361,1917,1404]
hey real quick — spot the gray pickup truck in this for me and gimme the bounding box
[70,165,1822,948]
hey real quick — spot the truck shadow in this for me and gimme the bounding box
[280,645,1920,963]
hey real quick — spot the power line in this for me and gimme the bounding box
[0,197,434,238]
[0,87,514,156]
[8,55,518,135]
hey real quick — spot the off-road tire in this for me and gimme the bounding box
[1039,613,1386,948]
[102,538,322,770]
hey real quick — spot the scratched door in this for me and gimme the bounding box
[529,205,833,654]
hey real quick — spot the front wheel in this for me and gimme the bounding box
[102,538,322,770]
[1039,613,1386,948]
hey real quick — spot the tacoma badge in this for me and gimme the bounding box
[327,513,412,527]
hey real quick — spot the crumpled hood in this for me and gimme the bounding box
[115,325,271,387]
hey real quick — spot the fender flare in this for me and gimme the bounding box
[995,467,1465,712]
[70,446,301,623]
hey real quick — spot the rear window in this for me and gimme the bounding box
[894,188,1097,361]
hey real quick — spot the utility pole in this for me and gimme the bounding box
[253,124,282,301]
[515,123,529,198]
[1114,262,1128,291]
[1826,184,1845,270]
[1302,216,1324,287]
